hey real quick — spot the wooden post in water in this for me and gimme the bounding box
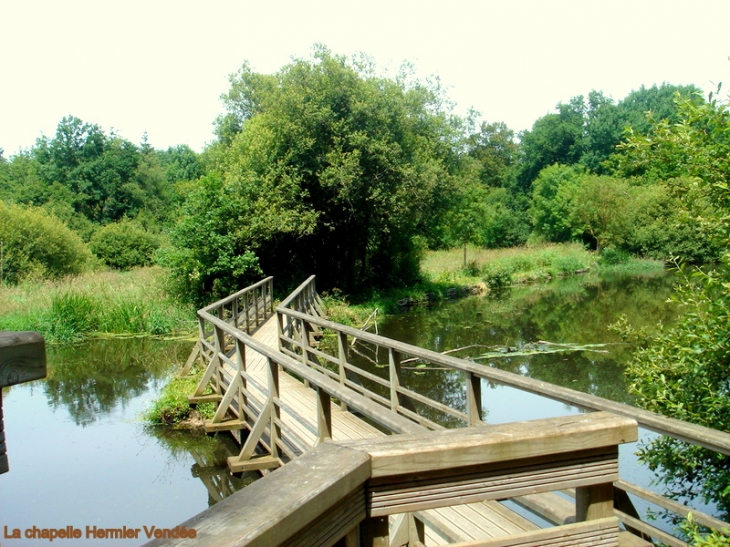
[0,331,46,475]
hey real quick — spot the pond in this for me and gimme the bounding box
[0,269,693,545]
[0,338,257,546]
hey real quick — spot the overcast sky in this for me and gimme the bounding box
[2,0,729,155]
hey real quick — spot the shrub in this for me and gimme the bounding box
[598,247,630,266]
[0,200,91,283]
[89,221,160,270]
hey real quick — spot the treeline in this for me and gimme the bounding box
[0,46,719,303]
[0,117,203,282]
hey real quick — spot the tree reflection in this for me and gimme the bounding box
[42,338,190,425]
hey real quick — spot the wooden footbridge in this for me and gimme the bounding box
[148,277,730,547]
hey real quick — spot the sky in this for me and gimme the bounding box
[1,0,730,155]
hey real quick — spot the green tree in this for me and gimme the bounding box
[569,175,634,252]
[169,47,460,301]
[619,88,730,518]
[31,116,176,225]
[530,164,583,243]
[518,96,586,190]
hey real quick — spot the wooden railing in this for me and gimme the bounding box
[275,276,730,546]
[193,304,423,472]
[185,276,730,545]
[144,412,637,547]
[183,276,273,393]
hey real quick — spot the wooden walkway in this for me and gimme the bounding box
[209,315,538,544]
[180,276,730,547]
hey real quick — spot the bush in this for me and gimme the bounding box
[0,200,91,283]
[89,221,160,270]
[598,247,630,266]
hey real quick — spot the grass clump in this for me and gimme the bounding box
[144,369,215,426]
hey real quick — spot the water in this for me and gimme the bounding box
[1,338,256,546]
[0,270,699,545]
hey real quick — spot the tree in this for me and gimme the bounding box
[464,120,518,188]
[31,116,176,225]
[518,96,586,190]
[530,164,584,243]
[568,175,634,252]
[618,89,730,518]
[168,47,460,301]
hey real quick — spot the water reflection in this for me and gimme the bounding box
[144,427,257,506]
[379,271,679,407]
[0,337,250,546]
[42,338,189,426]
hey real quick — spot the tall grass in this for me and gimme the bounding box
[423,243,596,287]
[0,267,195,343]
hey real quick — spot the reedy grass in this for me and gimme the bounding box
[143,368,215,426]
[0,266,196,343]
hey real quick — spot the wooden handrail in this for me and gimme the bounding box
[144,413,636,547]
[189,276,730,544]
[277,306,730,456]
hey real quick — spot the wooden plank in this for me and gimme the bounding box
[618,531,654,547]
[144,443,370,547]
[615,479,730,532]
[446,517,620,547]
[368,451,618,516]
[0,331,46,387]
[513,492,574,524]
[187,394,222,405]
[339,412,636,479]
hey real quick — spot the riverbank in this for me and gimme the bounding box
[326,243,665,324]
[0,266,196,343]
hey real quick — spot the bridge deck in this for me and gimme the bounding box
[216,316,553,545]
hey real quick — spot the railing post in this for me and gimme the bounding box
[360,516,389,547]
[576,483,615,521]
[316,387,332,444]
[466,371,483,425]
[338,332,349,411]
[235,338,247,410]
[232,296,239,330]
[0,332,47,475]
[389,349,402,413]
[0,392,6,474]
[268,356,280,460]
[213,324,226,394]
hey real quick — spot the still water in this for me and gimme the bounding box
[1,339,256,546]
[1,270,685,545]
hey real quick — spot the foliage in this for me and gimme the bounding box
[568,174,634,252]
[518,84,701,190]
[161,173,266,304]
[0,200,91,283]
[170,47,461,302]
[619,89,730,518]
[144,369,215,425]
[89,220,160,270]
[530,164,584,243]
[680,514,730,546]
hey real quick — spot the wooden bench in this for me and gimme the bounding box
[143,412,638,547]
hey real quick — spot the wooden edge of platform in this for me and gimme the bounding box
[338,412,638,478]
